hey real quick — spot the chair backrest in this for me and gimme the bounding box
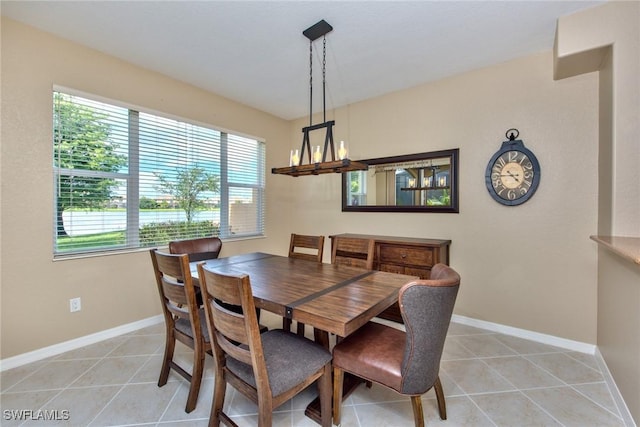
[288,233,325,263]
[197,264,270,395]
[398,263,460,395]
[331,236,374,270]
[150,250,204,342]
[169,237,222,262]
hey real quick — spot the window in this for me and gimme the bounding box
[53,90,265,257]
[347,170,367,206]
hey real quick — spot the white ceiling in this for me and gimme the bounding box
[1,1,605,120]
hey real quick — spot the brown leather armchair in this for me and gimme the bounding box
[169,236,222,262]
[332,263,461,427]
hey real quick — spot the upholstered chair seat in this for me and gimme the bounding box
[174,308,210,343]
[226,329,331,397]
[332,322,404,391]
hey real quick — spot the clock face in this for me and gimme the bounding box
[485,142,540,206]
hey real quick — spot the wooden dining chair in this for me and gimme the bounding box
[331,236,375,270]
[169,237,222,306]
[332,263,461,427]
[197,264,332,427]
[286,233,325,335]
[149,249,212,413]
[169,236,222,262]
[170,236,267,334]
[288,233,324,262]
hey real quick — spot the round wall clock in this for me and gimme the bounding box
[485,129,540,206]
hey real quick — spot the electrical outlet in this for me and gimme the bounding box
[69,297,81,312]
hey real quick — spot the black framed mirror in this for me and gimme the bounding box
[342,148,459,213]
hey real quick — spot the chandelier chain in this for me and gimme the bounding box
[322,36,327,123]
[309,41,313,127]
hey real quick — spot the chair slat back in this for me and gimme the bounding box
[331,237,374,270]
[289,234,325,263]
[169,237,223,262]
[163,284,191,320]
[150,250,199,325]
[197,264,265,369]
[398,263,460,394]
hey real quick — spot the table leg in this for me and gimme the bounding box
[305,372,364,424]
[306,331,364,423]
[313,328,330,349]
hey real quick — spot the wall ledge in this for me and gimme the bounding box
[590,235,640,265]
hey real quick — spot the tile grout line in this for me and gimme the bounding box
[85,337,157,427]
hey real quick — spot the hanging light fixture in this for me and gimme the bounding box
[272,20,368,177]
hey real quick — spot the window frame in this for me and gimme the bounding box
[53,87,266,259]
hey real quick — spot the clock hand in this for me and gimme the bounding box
[499,174,519,179]
[506,171,520,182]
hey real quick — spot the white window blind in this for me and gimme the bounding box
[53,90,265,257]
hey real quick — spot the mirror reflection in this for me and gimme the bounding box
[342,149,459,213]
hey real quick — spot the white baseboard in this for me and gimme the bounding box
[0,315,163,372]
[2,314,597,372]
[451,314,597,354]
[594,348,637,427]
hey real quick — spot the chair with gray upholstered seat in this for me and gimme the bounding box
[332,263,460,427]
[197,263,333,427]
[150,249,212,413]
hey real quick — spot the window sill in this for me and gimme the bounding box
[590,235,640,265]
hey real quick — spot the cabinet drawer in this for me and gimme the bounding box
[379,245,434,267]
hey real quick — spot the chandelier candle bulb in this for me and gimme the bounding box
[291,149,300,167]
[313,146,322,163]
[338,140,347,160]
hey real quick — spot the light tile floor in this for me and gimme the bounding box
[0,313,628,427]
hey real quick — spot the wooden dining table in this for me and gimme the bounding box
[189,251,419,422]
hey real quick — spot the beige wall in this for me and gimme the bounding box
[555,2,640,422]
[0,8,606,363]
[0,18,292,358]
[283,50,600,344]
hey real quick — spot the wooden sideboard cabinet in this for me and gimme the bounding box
[330,233,451,323]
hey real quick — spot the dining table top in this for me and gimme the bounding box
[190,252,419,338]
